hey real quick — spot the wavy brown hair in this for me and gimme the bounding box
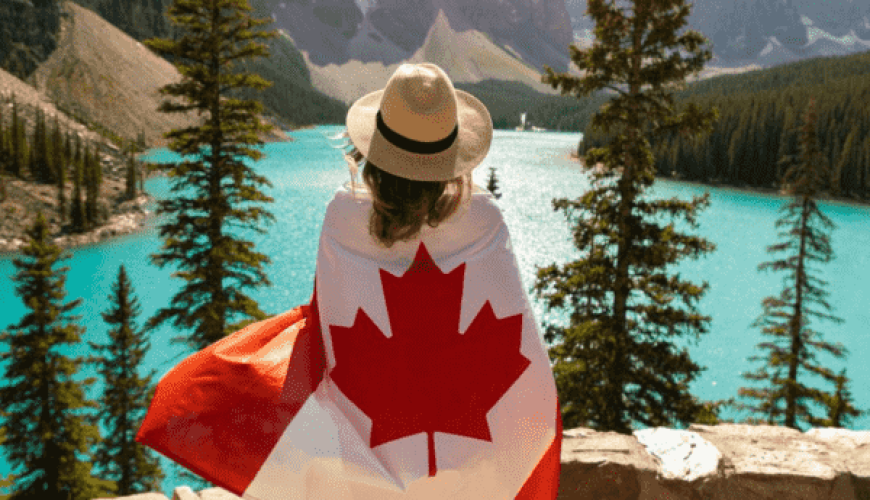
[344,143,470,248]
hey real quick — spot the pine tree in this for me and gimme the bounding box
[0,96,5,169]
[87,265,165,496]
[135,131,147,193]
[486,166,502,199]
[0,104,6,201]
[831,129,855,197]
[10,98,25,178]
[807,368,863,428]
[71,137,87,233]
[84,144,101,227]
[0,213,112,500]
[142,0,278,350]
[53,118,66,223]
[125,144,138,200]
[734,98,864,430]
[534,0,728,434]
[30,108,53,184]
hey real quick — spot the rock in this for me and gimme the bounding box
[559,423,870,499]
[633,427,721,482]
[171,485,199,500]
[198,487,243,500]
[93,492,169,500]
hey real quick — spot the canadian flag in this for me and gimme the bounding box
[136,183,562,499]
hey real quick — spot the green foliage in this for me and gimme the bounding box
[485,166,502,199]
[87,265,165,496]
[578,50,870,199]
[0,99,6,201]
[454,79,609,131]
[135,131,148,192]
[84,145,102,227]
[142,0,277,355]
[125,149,138,200]
[734,98,865,430]
[122,131,145,200]
[226,28,348,127]
[0,213,112,500]
[29,108,54,184]
[10,98,26,178]
[534,0,728,434]
[71,137,87,233]
[53,118,66,223]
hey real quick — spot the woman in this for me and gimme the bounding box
[137,63,561,499]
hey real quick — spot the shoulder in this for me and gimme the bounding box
[322,181,505,236]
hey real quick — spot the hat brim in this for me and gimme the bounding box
[345,88,493,182]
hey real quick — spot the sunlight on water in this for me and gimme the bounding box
[0,126,868,496]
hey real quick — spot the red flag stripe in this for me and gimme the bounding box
[135,288,326,496]
[515,397,562,499]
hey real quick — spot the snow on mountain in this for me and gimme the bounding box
[564,0,870,71]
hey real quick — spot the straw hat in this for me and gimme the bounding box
[345,63,493,182]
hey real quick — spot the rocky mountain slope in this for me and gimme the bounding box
[262,0,572,71]
[259,0,574,103]
[27,1,202,149]
[72,0,348,128]
[301,9,562,104]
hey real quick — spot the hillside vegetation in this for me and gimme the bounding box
[454,79,607,132]
[228,29,348,127]
[579,49,870,201]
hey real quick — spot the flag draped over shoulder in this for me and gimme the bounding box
[136,182,562,499]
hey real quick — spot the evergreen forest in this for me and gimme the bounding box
[0,97,144,233]
[577,49,870,201]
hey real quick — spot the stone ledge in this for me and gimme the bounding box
[94,423,870,500]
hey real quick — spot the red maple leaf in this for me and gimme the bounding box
[328,242,530,477]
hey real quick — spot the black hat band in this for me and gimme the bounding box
[376,111,458,155]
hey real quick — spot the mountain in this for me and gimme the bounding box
[258,0,574,103]
[261,0,572,71]
[26,1,203,149]
[297,9,563,104]
[71,0,347,128]
[563,0,870,69]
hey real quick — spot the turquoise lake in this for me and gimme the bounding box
[1,125,868,495]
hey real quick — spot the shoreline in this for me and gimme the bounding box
[0,130,299,258]
[0,191,155,257]
[568,152,870,208]
[4,143,864,258]
[0,127,301,258]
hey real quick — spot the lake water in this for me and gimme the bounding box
[1,125,868,496]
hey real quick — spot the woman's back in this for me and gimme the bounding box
[136,62,561,500]
[306,176,560,499]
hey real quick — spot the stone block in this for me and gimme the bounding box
[197,487,243,500]
[93,493,169,500]
[559,423,870,500]
[172,485,200,500]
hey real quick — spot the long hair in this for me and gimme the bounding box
[336,132,470,248]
